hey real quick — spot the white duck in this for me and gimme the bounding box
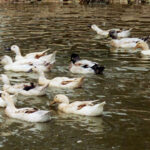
[0,74,48,96]
[2,91,51,122]
[0,55,53,72]
[14,51,56,66]
[110,36,149,49]
[8,45,57,66]
[135,41,150,57]
[0,91,16,107]
[32,67,84,89]
[0,55,32,72]
[69,53,105,74]
[50,94,106,116]
[91,24,132,38]
[7,45,51,60]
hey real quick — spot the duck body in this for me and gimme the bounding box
[110,38,143,48]
[1,56,32,72]
[58,101,106,116]
[32,67,84,89]
[2,92,51,122]
[13,51,57,66]
[3,83,48,96]
[140,50,150,57]
[0,74,48,96]
[5,107,51,122]
[4,64,33,72]
[91,24,132,38]
[50,94,106,116]
[1,56,52,72]
[48,77,84,89]
[69,54,104,74]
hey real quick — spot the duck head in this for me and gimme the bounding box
[109,30,118,39]
[0,55,13,65]
[50,94,70,106]
[71,53,80,64]
[135,41,149,50]
[10,45,21,55]
[2,91,15,108]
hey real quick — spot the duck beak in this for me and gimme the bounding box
[87,24,92,28]
[49,101,56,106]
[5,47,11,51]
[27,68,33,73]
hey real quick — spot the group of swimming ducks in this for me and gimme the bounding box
[91,24,150,57]
[0,42,106,123]
[0,24,149,123]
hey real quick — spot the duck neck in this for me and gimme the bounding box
[5,95,16,110]
[1,75,10,85]
[58,103,69,110]
[38,71,48,84]
[15,48,22,57]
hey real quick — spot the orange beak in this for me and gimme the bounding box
[134,44,139,50]
[49,101,56,106]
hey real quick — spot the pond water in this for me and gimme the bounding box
[0,2,150,150]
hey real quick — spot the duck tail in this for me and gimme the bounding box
[99,101,106,107]
[91,64,105,74]
[128,28,133,31]
[91,24,103,34]
[49,51,57,64]
[94,101,106,108]
[42,48,51,55]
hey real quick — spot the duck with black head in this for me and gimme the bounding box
[91,24,132,38]
[109,28,132,39]
[69,53,105,74]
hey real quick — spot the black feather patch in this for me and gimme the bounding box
[83,64,89,68]
[71,53,80,64]
[23,82,35,91]
[91,64,105,74]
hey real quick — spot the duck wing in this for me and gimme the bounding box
[75,60,97,68]
[25,48,51,59]
[16,107,38,114]
[71,101,94,110]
